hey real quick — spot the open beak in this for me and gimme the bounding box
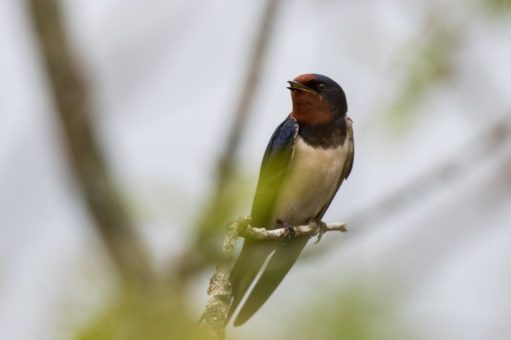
[287,80,314,93]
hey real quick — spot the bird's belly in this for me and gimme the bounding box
[271,137,348,226]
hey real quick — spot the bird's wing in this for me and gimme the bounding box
[315,116,355,220]
[228,115,298,323]
[250,115,299,228]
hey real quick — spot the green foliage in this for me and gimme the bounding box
[385,20,456,133]
[283,280,417,340]
[78,285,211,340]
[484,0,511,13]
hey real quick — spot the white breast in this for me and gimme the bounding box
[271,136,348,226]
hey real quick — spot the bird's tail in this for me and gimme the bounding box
[232,237,309,326]
[227,240,275,323]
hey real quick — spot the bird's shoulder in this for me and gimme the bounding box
[263,115,299,159]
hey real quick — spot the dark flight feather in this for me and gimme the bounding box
[233,236,308,326]
[228,116,298,323]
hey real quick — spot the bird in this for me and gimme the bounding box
[227,73,354,326]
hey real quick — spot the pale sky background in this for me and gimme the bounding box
[1,0,511,339]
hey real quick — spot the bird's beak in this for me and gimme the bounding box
[287,81,314,93]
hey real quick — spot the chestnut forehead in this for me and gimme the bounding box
[293,74,318,83]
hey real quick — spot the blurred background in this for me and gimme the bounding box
[1,0,511,339]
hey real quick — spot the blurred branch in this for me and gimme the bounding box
[352,114,511,230]
[307,114,511,258]
[179,0,285,279]
[218,0,283,171]
[28,0,151,282]
[200,217,346,339]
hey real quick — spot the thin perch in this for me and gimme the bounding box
[200,217,346,339]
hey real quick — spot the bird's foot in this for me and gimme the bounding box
[313,221,328,244]
[276,219,295,240]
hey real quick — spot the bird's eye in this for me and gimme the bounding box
[317,83,326,91]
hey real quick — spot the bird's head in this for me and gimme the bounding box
[288,74,347,126]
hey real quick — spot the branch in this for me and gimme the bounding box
[28,0,151,282]
[200,217,346,339]
[217,0,283,172]
[240,222,347,241]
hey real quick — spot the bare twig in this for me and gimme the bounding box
[28,0,151,281]
[200,217,346,338]
[240,222,347,241]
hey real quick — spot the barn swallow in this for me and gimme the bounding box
[227,74,355,326]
